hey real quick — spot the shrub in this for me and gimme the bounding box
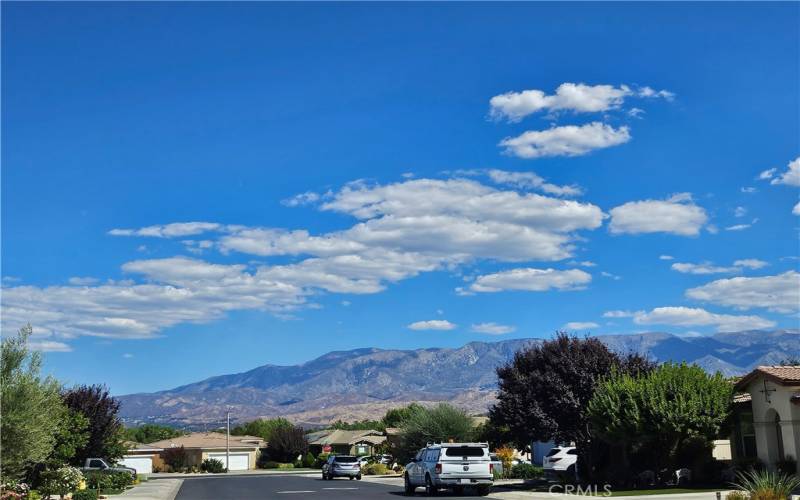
[303,452,316,468]
[734,469,800,500]
[509,463,543,480]
[72,490,99,500]
[201,458,225,474]
[725,491,749,500]
[83,471,113,492]
[363,463,388,475]
[39,466,84,498]
[266,425,309,463]
[108,471,134,490]
[262,461,294,470]
[494,446,515,478]
[162,446,189,472]
[314,453,331,469]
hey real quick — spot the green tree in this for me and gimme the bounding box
[266,425,309,463]
[62,385,127,463]
[50,409,90,465]
[231,418,293,442]
[588,362,732,476]
[1,325,66,479]
[396,403,476,462]
[382,403,425,428]
[123,423,185,444]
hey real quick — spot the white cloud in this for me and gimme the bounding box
[734,206,747,218]
[609,194,708,236]
[28,340,72,352]
[466,268,591,293]
[769,157,800,187]
[68,277,99,286]
[600,271,621,280]
[499,122,631,159]
[686,271,800,314]
[408,320,457,331]
[603,310,641,318]
[733,259,768,270]
[794,202,800,216]
[659,255,675,261]
[671,262,738,275]
[758,168,777,180]
[109,222,221,238]
[562,321,599,330]
[740,187,757,194]
[122,353,134,359]
[485,169,583,197]
[488,83,672,122]
[470,322,516,335]
[725,218,758,231]
[633,306,775,332]
[281,191,321,207]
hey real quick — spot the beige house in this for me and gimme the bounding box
[734,366,800,473]
[148,432,265,471]
[308,429,386,456]
[119,441,164,474]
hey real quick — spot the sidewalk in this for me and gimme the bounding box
[117,479,183,500]
[148,468,316,479]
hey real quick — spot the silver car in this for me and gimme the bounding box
[322,455,362,480]
[404,443,493,496]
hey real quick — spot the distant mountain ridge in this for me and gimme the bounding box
[118,330,799,428]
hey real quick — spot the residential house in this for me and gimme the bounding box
[308,429,386,456]
[733,365,800,473]
[119,441,164,474]
[148,432,265,471]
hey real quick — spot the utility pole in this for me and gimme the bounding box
[226,410,231,473]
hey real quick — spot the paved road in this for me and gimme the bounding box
[174,474,490,499]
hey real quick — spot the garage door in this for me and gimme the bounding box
[120,456,152,474]
[207,452,250,471]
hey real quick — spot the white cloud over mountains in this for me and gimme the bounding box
[609,193,708,236]
[408,320,456,331]
[633,306,775,332]
[470,322,516,335]
[499,122,630,159]
[489,83,673,122]
[685,271,799,314]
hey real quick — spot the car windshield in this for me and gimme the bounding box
[335,456,358,463]
[444,446,485,457]
[546,448,562,457]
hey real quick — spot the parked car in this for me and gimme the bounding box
[542,446,577,479]
[489,454,503,477]
[81,458,137,480]
[358,456,372,468]
[404,443,493,496]
[375,454,394,465]
[322,455,362,480]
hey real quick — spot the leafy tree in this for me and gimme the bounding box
[490,333,654,481]
[266,425,309,463]
[396,403,475,462]
[62,385,127,463]
[382,403,425,428]
[123,424,185,444]
[588,362,732,476]
[231,418,294,443]
[162,445,189,472]
[1,325,66,479]
[51,409,91,465]
[328,419,386,432]
[474,419,513,449]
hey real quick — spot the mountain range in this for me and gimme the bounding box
[118,329,799,428]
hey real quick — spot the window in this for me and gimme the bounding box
[444,446,485,457]
[334,456,358,463]
[89,460,104,468]
[546,448,562,457]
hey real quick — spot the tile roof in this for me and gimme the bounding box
[147,432,264,450]
[735,366,800,391]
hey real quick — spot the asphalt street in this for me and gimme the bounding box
[174,474,491,499]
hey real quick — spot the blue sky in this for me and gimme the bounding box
[2,3,798,395]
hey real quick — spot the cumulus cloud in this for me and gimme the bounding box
[734,206,747,218]
[28,340,73,353]
[470,322,516,335]
[499,122,631,159]
[609,193,708,236]
[733,259,768,270]
[484,169,583,197]
[488,83,673,122]
[659,255,674,260]
[686,271,800,314]
[281,191,321,207]
[68,277,99,286]
[671,262,738,275]
[633,306,775,332]
[408,320,457,331]
[109,222,222,238]
[465,268,591,293]
[603,310,641,318]
[768,157,800,187]
[794,202,800,216]
[562,321,599,330]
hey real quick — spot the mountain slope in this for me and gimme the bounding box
[118,330,799,427]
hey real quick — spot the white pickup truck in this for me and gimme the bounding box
[81,458,137,479]
[404,442,493,496]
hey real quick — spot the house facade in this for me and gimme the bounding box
[119,441,164,474]
[733,366,800,473]
[308,429,387,456]
[148,432,265,471]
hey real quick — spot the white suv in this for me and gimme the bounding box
[404,443,493,496]
[542,446,577,479]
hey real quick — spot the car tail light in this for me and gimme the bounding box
[435,463,442,474]
[489,463,494,474]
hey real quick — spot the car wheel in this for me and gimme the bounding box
[404,474,415,496]
[425,475,437,496]
[453,486,464,495]
[476,485,492,496]
[356,474,362,480]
